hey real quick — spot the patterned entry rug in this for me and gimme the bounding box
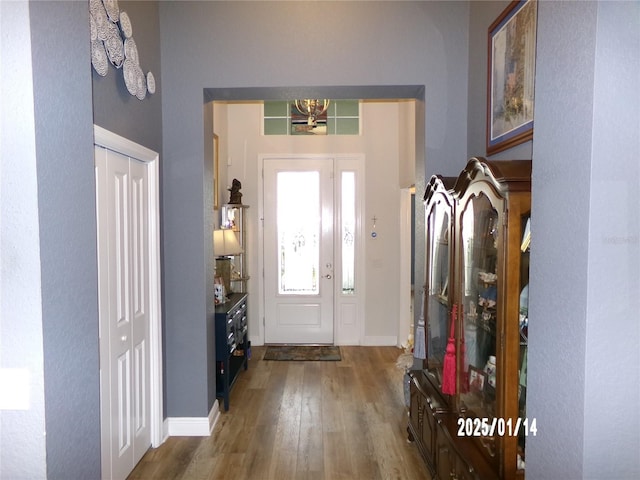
[263,345,341,361]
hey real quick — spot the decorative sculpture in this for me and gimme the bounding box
[228,178,243,204]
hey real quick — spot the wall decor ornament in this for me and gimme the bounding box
[104,22,124,68]
[146,72,156,95]
[123,59,138,96]
[90,11,97,41]
[91,39,109,77]
[90,0,156,100]
[119,11,133,39]
[486,0,537,154]
[102,0,119,22]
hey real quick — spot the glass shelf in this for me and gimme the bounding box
[221,204,249,293]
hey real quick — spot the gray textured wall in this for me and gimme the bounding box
[583,2,640,475]
[528,1,640,478]
[91,1,163,155]
[583,2,640,474]
[528,2,597,476]
[29,1,101,478]
[159,0,471,418]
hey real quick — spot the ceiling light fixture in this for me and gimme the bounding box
[294,99,330,126]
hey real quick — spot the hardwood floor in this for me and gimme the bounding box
[128,346,431,480]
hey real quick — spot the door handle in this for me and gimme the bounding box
[121,335,128,342]
[324,274,332,279]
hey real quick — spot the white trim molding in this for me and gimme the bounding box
[94,125,157,162]
[167,402,221,437]
[398,188,413,349]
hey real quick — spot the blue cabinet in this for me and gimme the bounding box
[215,292,248,410]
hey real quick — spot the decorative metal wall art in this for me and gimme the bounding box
[89,0,156,100]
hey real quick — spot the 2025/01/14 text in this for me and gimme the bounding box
[457,417,537,437]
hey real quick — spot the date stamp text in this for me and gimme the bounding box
[457,417,537,437]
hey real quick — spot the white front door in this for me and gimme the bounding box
[96,145,152,480]
[263,158,335,344]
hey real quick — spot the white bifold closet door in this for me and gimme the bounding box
[95,145,151,480]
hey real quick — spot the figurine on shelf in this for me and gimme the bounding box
[214,276,226,305]
[484,355,496,387]
[228,178,243,204]
[468,301,478,318]
[479,284,497,308]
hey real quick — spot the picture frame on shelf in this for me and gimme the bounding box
[469,366,487,394]
[486,0,538,155]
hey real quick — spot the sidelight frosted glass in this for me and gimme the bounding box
[341,172,355,294]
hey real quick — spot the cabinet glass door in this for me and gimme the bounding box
[425,197,451,387]
[518,213,530,470]
[459,192,500,425]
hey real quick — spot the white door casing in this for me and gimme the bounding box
[261,155,365,345]
[95,126,163,480]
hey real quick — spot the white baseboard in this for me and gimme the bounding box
[362,335,398,346]
[166,400,220,437]
[162,418,170,443]
[208,402,221,434]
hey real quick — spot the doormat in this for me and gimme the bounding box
[263,345,341,361]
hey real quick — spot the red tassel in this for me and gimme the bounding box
[442,304,457,395]
[459,304,469,393]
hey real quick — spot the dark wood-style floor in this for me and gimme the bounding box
[128,346,430,480]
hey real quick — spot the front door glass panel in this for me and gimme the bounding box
[277,171,320,295]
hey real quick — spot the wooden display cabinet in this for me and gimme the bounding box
[409,158,531,479]
[408,370,449,477]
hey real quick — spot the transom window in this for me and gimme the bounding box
[264,100,360,135]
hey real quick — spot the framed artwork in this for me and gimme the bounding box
[487,0,538,155]
[469,366,487,394]
[213,133,219,210]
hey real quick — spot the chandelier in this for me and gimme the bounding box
[294,99,330,126]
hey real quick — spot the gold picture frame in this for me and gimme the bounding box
[213,133,219,210]
[487,0,538,155]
